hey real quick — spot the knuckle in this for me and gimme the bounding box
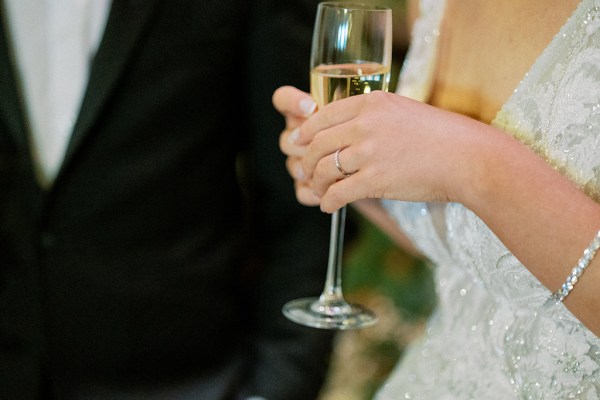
[271,87,282,106]
[279,132,288,152]
[308,130,324,150]
[355,137,376,159]
[365,90,387,106]
[272,86,290,107]
[354,116,372,134]
[285,157,296,177]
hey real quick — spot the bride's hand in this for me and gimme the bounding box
[289,90,489,213]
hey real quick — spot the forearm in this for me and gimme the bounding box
[457,120,600,334]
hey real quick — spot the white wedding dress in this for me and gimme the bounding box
[376,0,600,398]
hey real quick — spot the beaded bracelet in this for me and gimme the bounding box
[551,229,600,303]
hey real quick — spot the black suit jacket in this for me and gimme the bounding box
[0,1,333,399]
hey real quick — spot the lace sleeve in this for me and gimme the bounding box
[395,0,446,101]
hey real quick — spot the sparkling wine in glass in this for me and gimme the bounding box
[282,2,392,330]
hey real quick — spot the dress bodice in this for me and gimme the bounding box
[377,0,600,398]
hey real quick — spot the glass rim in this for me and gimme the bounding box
[317,2,392,11]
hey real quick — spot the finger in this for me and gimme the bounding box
[285,156,307,181]
[285,115,306,131]
[272,86,317,118]
[333,145,361,177]
[295,181,322,207]
[298,92,375,145]
[320,172,368,213]
[311,146,359,197]
[280,128,307,158]
[280,111,313,158]
[302,120,356,179]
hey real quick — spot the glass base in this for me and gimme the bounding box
[282,297,377,330]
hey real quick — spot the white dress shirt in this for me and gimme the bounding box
[3,0,111,186]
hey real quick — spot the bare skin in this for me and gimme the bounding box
[273,0,600,336]
[430,0,580,123]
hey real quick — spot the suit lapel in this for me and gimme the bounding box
[0,5,28,151]
[60,0,161,176]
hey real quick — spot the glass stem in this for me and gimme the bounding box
[319,206,348,305]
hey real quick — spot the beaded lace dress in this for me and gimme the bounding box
[377,0,600,398]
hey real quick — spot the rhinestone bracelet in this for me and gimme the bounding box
[551,229,600,303]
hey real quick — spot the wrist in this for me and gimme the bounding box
[438,116,506,207]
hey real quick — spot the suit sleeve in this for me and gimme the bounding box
[238,1,335,399]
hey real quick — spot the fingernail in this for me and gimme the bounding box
[288,127,300,144]
[299,98,316,116]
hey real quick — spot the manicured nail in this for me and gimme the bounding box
[288,127,300,144]
[299,98,316,116]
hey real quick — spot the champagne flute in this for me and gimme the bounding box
[282,2,392,330]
